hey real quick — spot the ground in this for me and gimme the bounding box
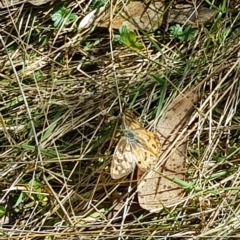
[0,0,240,239]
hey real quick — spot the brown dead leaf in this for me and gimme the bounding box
[138,87,199,212]
[99,1,164,31]
[98,2,217,31]
[170,5,217,27]
[0,0,52,7]
[108,190,142,220]
[27,0,52,5]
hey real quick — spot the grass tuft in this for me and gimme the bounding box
[0,0,240,239]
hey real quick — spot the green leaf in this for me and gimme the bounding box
[116,26,143,50]
[169,24,182,36]
[169,24,195,41]
[151,75,168,116]
[0,206,6,218]
[13,192,25,208]
[90,0,108,9]
[208,170,228,180]
[51,7,77,28]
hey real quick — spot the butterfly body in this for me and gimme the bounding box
[110,109,161,179]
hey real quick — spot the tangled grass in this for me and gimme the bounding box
[0,0,240,239]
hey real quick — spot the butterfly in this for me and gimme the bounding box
[110,109,161,179]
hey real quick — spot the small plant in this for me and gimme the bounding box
[169,24,195,41]
[13,178,48,213]
[51,7,77,28]
[115,26,143,50]
[90,0,108,9]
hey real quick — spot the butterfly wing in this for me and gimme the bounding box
[110,136,136,179]
[133,129,161,156]
[123,109,142,130]
[132,129,161,172]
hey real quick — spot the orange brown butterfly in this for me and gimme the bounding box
[110,109,161,179]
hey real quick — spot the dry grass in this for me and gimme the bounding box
[0,0,240,239]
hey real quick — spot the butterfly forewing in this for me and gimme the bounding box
[111,137,136,179]
[123,109,142,130]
